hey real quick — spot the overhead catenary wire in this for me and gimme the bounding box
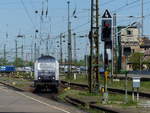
[20,0,36,29]
[0,1,40,6]
[120,0,150,15]
[112,0,140,13]
[101,0,118,6]
[141,0,150,18]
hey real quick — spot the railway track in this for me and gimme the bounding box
[60,80,150,98]
[1,73,150,99]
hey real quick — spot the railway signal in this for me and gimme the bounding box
[101,10,112,49]
[101,9,112,69]
[101,9,112,103]
[101,20,112,42]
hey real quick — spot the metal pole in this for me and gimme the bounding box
[73,33,76,63]
[88,0,99,93]
[132,87,135,101]
[137,88,139,101]
[125,72,128,103]
[4,44,6,65]
[15,40,18,66]
[104,44,108,91]
[67,1,72,79]
[112,24,114,77]
[113,13,117,74]
[141,0,144,37]
[60,33,63,64]
[88,0,94,93]
[46,39,48,55]
[21,44,24,61]
[112,13,117,76]
[37,46,40,58]
[21,44,24,66]
[31,44,33,62]
[34,31,38,61]
[104,44,108,72]
[95,0,99,85]
[34,43,37,61]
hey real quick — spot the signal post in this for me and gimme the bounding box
[101,9,112,103]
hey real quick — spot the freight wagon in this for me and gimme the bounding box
[0,66,15,73]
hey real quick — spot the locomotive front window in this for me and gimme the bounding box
[38,63,55,70]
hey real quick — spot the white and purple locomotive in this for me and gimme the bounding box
[34,55,59,92]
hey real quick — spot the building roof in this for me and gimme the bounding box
[117,26,138,29]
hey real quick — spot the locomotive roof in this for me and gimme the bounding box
[37,55,56,62]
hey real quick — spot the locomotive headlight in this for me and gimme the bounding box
[52,76,55,79]
[38,76,41,80]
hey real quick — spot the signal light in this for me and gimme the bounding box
[101,20,112,42]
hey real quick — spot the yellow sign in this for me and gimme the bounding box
[104,71,109,80]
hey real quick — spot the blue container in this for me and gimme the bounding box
[0,66,16,72]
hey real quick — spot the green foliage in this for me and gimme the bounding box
[25,61,34,67]
[0,58,8,65]
[13,58,24,67]
[13,58,34,67]
[74,60,85,66]
[119,70,128,74]
[0,57,34,67]
[128,52,150,70]
[128,52,144,70]
[143,57,150,70]
[78,91,99,96]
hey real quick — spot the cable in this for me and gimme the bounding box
[0,1,40,6]
[101,0,118,6]
[140,0,150,18]
[45,21,90,43]
[122,0,150,14]
[20,0,36,29]
[112,0,140,13]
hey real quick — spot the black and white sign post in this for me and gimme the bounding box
[101,9,112,103]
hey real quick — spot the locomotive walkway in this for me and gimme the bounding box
[0,83,84,113]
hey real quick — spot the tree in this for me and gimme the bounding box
[25,61,34,67]
[75,59,85,66]
[128,52,144,70]
[0,58,8,65]
[142,57,150,70]
[13,58,24,67]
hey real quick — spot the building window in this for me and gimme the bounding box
[127,30,132,36]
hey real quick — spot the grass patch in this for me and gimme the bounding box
[58,89,80,101]
[78,91,99,96]
[0,76,32,89]
[60,74,150,92]
[58,89,112,113]
[58,88,137,107]
[57,89,139,113]
[122,100,137,107]
[61,74,88,84]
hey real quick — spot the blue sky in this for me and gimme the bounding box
[0,0,150,61]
